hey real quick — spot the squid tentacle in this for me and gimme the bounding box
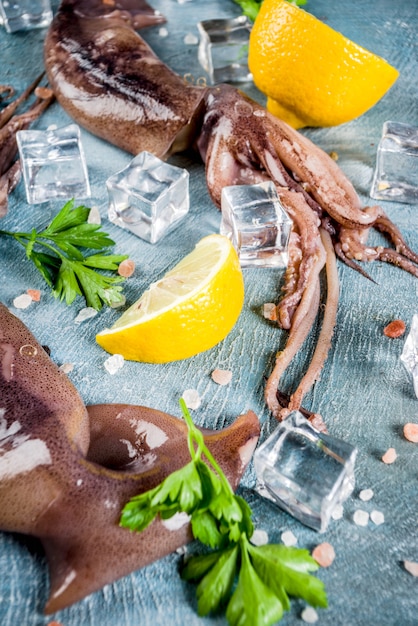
[0,73,44,130]
[265,274,322,418]
[283,228,339,417]
[373,212,418,264]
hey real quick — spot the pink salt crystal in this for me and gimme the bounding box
[403,423,418,443]
[211,368,232,386]
[404,561,418,577]
[27,289,41,302]
[382,447,397,464]
[263,303,277,321]
[312,542,335,568]
[118,259,135,278]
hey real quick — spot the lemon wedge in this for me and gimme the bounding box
[96,234,244,362]
[248,0,399,129]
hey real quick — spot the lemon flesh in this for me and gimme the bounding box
[249,0,399,129]
[96,235,244,363]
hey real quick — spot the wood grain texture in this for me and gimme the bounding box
[0,0,417,624]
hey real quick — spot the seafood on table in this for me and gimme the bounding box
[0,302,260,612]
[0,76,53,217]
[43,0,418,422]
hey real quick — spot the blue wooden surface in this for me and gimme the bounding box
[0,1,417,624]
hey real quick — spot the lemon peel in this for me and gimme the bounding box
[248,0,399,129]
[96,234,244,362]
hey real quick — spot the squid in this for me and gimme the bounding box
[0,302,260,612]
[43,0,418,421]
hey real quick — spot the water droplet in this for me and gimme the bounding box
[19,344,38,357]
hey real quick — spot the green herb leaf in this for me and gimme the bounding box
[43,199,90,234]
[120,492,157,532]
[151,461,203,513]
[120,400,328,626]
[248,544,328,608]
[181,549,224,582]
[196,545,239,616]
[233,0,307,22]
[226,541,284,626]
[0,199,128,310]
[191,509,224,549]
[233,0,262,21]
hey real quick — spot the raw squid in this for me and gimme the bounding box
[0,303,260,612]
[43,0,418,420]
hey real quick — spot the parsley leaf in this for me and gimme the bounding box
[226,540,284,625]
[0,199,127,309]
[196,545,239,615]
[120,399,328,625]
[233,0,307,22]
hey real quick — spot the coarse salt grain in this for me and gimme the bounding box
[403,560,418,577]
[353,509,369,527]
[74,307,97,324]
[281,530,297,546]
[359,488,374,502]
[312,542,335,568]
[159,27,168,37]
[104,354,124,375]
[88,205,101,224]
[211,368,232,386]
[13,293,32,309]
[182,389,201,410]
[301,606,319,623]
[382,447,397,464]
[184,33,198,45]
[403,423,418,443]
[263,303,277,321]
[370,510,385,526]
[59,363,74,374]
[27,289,41,301]
[251,529,269,546]
[161,511,190,531]
[118,259,135,278]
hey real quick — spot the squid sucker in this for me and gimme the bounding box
[43,0,418,421]
[0,303,260,613]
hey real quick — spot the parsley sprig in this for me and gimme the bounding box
[233,0,307,22]
[0,199,127,309]
[120,399,327,625]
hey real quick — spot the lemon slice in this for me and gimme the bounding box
[248,0,399,129]
[96,234,244,362]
